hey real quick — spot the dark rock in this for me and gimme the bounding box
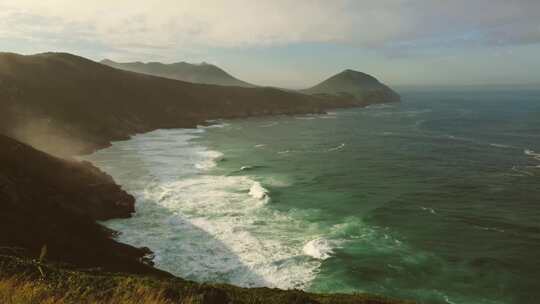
[0,134,167,277]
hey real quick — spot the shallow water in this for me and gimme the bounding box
[87,88,540,304]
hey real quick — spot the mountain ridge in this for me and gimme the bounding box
[101,58,400,104]
[100,58,255,87]
[0,52,397,156]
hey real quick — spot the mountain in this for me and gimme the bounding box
[0,52,376,156]
[101,59,254,87]
[303,69,400,103]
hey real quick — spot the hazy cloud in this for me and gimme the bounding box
[1,0,539,53]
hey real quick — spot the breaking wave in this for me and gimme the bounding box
[303,238,335,260]
[87,128,330,290]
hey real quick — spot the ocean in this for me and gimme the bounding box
[87,88,540,304]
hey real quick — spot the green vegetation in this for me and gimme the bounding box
[0,254,413,304]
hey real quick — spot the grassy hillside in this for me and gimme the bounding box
[0,254,412,304]
[101,59,255,87]
[0,135,412,303]
[0,52,394,156]
[303,70,400,103]
[0,134,165,276]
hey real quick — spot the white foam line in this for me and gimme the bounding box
[88,128,326,290]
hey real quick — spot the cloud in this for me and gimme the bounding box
[0,0,539,55]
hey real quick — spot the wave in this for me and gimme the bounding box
[363,108,431,118]
[320,112,338,119]
[260,122,278,128]
[511,166,534,176]
[194,150,224,170]
[421,206,437,215]
[240,165,265,172]
[303,238,335,260]
[366,103,393,109]
[249,182,270,203]
[489,143,512,149]
[328,143,346,152]
[525,149,540,160]
[88,128,326,290]
[524,149,540,168]
[198,120,230,129]
[473,225,505,233]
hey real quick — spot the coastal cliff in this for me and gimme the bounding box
[0,52,407,303]
[0,134,412,303]
[0,52,399,157]
[0,134,162,275]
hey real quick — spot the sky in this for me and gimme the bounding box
[1,0,540,88]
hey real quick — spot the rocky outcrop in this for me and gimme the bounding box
[0,134,134,220]
[0,134,164,276]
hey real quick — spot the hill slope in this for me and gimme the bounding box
[0,52,365,156]
[101,59,254,87]
[303,69,400,103]
[0,134,162,275]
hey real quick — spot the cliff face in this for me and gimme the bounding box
[101,59,255,87]
[0,134,164,276]
[0,52,364,156]
[303,69,400,103]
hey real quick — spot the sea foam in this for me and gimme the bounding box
[303,238,335,260]
[87,128,324,290]
[249,182,270,202]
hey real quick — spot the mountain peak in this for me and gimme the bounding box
[303,69,399,102]
[334,69,379,83]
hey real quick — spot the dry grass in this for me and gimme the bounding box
[0,254,413,304]
[0,276,175,304]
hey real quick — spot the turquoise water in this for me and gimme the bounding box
[88,88,540,304]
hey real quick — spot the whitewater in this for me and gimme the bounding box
[87,127,338,290]
[86,88,540,304]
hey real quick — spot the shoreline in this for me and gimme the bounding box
[86,125,315,289]
[0,105,413,303]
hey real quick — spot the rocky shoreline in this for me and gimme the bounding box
[0,52,409,303]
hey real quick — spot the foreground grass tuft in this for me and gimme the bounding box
[0,254,413,304]
[0,276,174,304]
